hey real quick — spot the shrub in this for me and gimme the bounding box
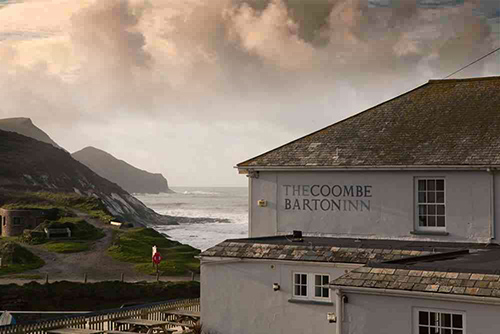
[21,230,46,245]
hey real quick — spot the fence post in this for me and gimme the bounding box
[121,273,124,282]
[84,273,88,284]
[45,274,49,284]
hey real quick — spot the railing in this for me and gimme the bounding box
[0,298,200,334]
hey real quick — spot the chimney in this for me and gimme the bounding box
[292,230,303,242]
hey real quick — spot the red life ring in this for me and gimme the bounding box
[152,252,162,264]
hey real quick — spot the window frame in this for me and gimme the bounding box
[313,273,330,300]
[292,272,309,299]
[12,217,23,226]
[415,177,446,232]
[291,272,331,302]
[414,308,466,334]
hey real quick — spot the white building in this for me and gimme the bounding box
[200,76,500,334]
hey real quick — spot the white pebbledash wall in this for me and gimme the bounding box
[338,292,500,334]
[201,259,360,334]
[249,170,499,243]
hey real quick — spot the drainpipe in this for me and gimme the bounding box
[336,289,342,334]
[488,168,496,241]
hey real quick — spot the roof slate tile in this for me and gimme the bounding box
[238,78,500,168]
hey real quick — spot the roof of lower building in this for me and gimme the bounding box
[331,249,500,299]
[238,76,500,168]
[200,236,497,264]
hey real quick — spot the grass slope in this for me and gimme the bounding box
[1,191,114,223]
[0,242,45,275]
[108,228,200,276]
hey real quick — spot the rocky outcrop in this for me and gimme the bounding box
[0,117,64,150]
[72,147,173,194]
[0,129,172,226]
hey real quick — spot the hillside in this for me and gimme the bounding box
[0,129,171,226]
[72,147,173,194]
[0,117,63,150]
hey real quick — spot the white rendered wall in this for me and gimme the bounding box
[201,259,358,334]
[249,170,495,243]
[340,292,500,334]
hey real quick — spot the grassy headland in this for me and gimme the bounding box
[108,228,200,276]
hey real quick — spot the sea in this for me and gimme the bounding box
[134,187,248,251]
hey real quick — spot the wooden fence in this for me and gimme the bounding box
[0,298,200,334]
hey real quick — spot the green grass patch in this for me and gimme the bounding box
[108,228,200,276]
[44,241,90,253]
[0,241,45,276]
[9,274,44,279]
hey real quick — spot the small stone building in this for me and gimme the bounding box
[0,208,47,237]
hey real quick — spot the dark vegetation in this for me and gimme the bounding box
[108,228,200,276]
[0,280,200,312]
[0,242,45,275]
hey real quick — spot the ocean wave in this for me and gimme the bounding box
[181,190,220,196]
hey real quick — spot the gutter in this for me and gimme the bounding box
[236,165,500,172]
[488,168,496,241]
[199,256,362,269]
[329,285,500,306]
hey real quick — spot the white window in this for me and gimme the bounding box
[292,272,330,301]
[416,178,445,231]
[293,273,308,297]
[415,309,465,334]
[314,274,330,299]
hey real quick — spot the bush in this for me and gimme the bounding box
[21,230,46,245]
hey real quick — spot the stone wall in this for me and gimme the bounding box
[0,208,47,237]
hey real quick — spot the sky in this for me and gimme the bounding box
[0,0,499,187]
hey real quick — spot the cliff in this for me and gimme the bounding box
[0,118,64,150]
[72,147,173,194]
[0,129,172,226]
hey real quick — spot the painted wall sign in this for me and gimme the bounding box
[282,184,372,212]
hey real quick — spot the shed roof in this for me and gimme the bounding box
[238,76,500,169]
[331,249,500,299]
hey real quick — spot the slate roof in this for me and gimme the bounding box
[199,236,494,264]
[331,249,500,299]
[238,77,500,168]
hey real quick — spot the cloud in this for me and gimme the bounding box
[0,0,497,128]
